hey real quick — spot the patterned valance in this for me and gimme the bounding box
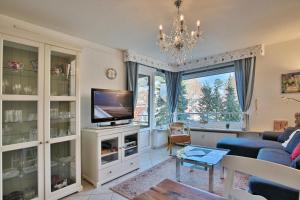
[124,44,264,72]
[175,44,264,71]
[123,50,174,71]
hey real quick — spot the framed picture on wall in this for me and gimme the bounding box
[281,72,300,93]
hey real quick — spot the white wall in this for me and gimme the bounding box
[250,38,300,131]
[80,48,126,128]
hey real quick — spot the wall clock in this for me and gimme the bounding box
[105,68,117,80]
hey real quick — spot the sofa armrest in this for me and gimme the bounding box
[262,131,280,141]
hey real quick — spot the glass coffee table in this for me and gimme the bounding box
[176,145,230,192]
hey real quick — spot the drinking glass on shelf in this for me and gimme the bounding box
[23,86,33,95]
[2,80,9,93]
[14,110,23,122]
[27,113,37,121]
[50,108,59,119]
[5,110,12,123]
[29,128,37,141]
[51,128,58,138]
[12,83,22,94]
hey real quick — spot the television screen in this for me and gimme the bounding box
[91,88,134,123]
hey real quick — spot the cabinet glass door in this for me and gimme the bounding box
[101,136,120,166]
[50,140,76,192]
[2,40,38,95]
[50,101,76,138]
[2,147,38,200]
[2,101,38,145]
[50,51,76,96]
[124,133,138,158]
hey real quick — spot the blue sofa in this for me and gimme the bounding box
[217,128,300,200]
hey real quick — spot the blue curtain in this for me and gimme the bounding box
[234,57,256,130]
[165,71,183,122]
[126,61,139,108]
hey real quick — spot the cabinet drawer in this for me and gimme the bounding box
[124,157,139,170]
[99,165,120,184]
[99,158,139,184]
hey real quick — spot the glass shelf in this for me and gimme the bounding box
[50,51,76,96]
[51,140,76,192]
[2,147,38,200]
[2,101,38,146]
[2,40,38,95]
[50,101,76,139]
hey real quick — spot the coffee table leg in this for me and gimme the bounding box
[208,165,214,192]
[176,158,181,182]
[220,166,225,179]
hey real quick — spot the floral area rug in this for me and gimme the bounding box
[111,157,248,199]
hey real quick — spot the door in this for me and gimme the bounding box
[122,131,139,160]
[99,133,122,168]
[44,45,80,199]
[135,65,155,151]
[0,35,44,200]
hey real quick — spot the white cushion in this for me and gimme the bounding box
[282,129,300,148]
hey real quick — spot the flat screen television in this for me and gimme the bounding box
[91,88,134,124]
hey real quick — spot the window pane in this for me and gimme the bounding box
[135,75,150,128]
[178,72,242,130]
[154,72,169,128]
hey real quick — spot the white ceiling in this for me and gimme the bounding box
[1,0,300,62]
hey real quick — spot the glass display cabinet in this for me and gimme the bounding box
[1,35,44,200]
[0,35,81,200]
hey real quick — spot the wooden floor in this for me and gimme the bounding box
[132,179,226,200]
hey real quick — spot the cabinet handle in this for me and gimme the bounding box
[39,141,43,145]
[46,141,49,144]
[109,171,112,174]
[130,162,134,165]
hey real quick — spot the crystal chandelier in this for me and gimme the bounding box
[158,0,202,64]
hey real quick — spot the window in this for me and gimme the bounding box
[178,71,242,130]
[134,74,150,128]
[154,71,169,128]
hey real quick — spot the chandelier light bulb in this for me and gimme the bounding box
[175,36,179,42]
[180,15,184,21]
[197,20,200,27]
[159,25,163,30]
[191,31,195,36]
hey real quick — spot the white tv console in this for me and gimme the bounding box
[81,124,140,187]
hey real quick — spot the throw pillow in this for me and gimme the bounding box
[284,132,300,154]
[282,129,300,148]
[291,143,300,160]
[278,127,297,143]
[291,155,300,170]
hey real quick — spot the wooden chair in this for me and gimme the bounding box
[222,155,300,200]
[167,122,191,155]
